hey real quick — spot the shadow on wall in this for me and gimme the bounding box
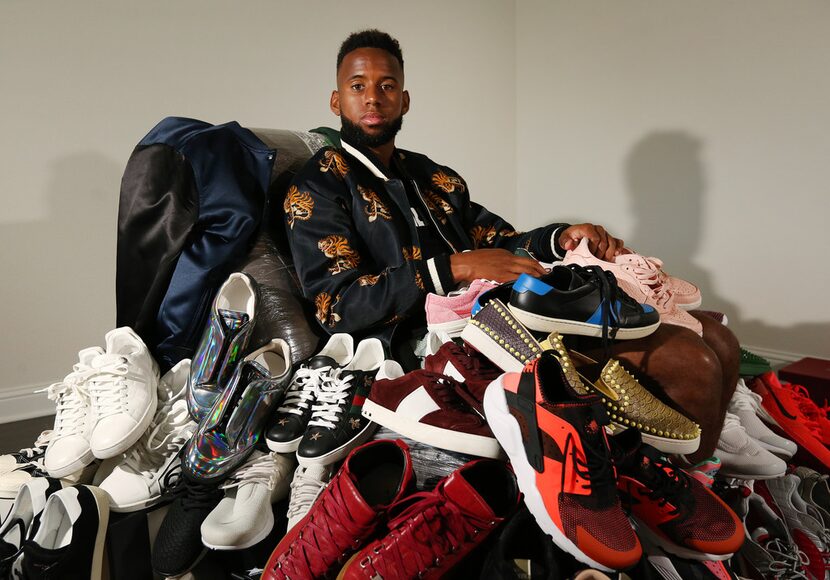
[624,131,829,358]
[0,153,122,382]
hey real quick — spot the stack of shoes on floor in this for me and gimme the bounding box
[4,256,829,580]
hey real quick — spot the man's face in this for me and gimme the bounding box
[331,47,409,148]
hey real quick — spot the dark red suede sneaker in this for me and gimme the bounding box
[362,369,502,458]
[262,439,415,580]
[337,459,520,580]
[611,429,744,561]
[423,341,501,413]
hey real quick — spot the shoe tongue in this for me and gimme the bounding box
[308,355,339,370]
[105,329,143,357]
[751,526,772,545]
[77,347,104,365]
[442,469,496,519]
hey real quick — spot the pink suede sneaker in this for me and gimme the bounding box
[562,239,702,336]
[425,279,498,337]
[646,256,702,310]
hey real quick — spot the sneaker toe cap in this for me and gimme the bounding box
[98,467,152,509]
[45,436,92,476]
[90,416,142,458]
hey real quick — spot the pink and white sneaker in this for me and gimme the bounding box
[562,238,702,336]
[425,279,497,337]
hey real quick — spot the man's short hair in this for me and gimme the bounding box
[337,30,404,72]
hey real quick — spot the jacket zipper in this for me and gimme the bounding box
[412,181,458,254]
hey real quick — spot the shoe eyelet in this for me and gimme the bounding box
[360,556,372,568]
[373,546,382,554]
[473,529,480,535]
[489,520,497,526]
[434,558,441,567]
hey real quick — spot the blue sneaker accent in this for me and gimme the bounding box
[642,304,655,314]
[512,274,554,296]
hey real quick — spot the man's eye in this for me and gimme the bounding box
[381,84,395,91]
[351,84,364,91]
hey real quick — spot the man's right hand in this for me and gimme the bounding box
[449,248,547,285]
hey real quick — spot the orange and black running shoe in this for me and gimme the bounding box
[483,350,642,571]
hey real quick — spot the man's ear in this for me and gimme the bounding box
[402,90,410,115]
[330,90,341,116]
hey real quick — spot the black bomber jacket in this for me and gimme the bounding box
[283,137,568,338]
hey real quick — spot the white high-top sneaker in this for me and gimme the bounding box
[88,327,159,459]
[43,348,102,478]
[729,379,797,458]
[97,359,196,511]
[285,463,334,531]
[201,451,295,550]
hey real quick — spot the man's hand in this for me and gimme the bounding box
[450,249,547,285]
[558,223,623,262]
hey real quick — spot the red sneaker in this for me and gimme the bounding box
[337,459,520,579]
[262,439,415,580]
[781,382,830,445]
[612,429,744,560]
[361,369,502,458]
[751,372,830,472]
[423,341,501,413]
[482,351,642,571]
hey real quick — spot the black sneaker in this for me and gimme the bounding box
[20,485,109,579]
[296,339,388,466]
[151,478,224,577]
[265,334,354,453]
[508,264,660,340]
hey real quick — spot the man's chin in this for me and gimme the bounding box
[341,116,403,149]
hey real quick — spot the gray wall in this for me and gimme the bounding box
[1,1,828,420]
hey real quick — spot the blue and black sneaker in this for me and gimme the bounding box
[507,264,661,341]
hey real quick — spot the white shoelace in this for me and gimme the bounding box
[87,354,133,419]
[286,465,329,522]
[42,382,91,438]
[220,452,283,491]
[732,380,765,411]
[278,366,330,415]
[14,430,53,459]
[122,400,194,475]
[764,537,809,578]
[307,368,354,429]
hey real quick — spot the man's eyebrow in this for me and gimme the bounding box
[346,74,399,82]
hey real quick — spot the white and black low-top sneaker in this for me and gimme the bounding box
[43,348,102,478]
[88,327,160,459]
[21,485,110,580]
[96,359,196,512]
[297,338,391,466]
[0,431,53,500]
[0,430,52,475]
[0,477,63,576]
[265,334,354,453]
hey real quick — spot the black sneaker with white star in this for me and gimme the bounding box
[296,339,391,466]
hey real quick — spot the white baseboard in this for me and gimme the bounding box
[0,384,55,424]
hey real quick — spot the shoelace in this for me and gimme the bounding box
[618,254,674,308]
[272,475,375,578]
[562,427,616,498]
[448,343,501,382]
[363,490,495,577]
[635,456,693,516]
[162,476,223,511]
[785,384,827,434]
[286,466,329,523]
[87,354,133,419]
[566,264,634,357]
[220,452,281,491]
[764,537,810,578]
[307,369,354,429]
[122,400,194,476]
[277,365,329,415]
[11,430,53,462]
[42,382,91,438]
[732,380,764,412]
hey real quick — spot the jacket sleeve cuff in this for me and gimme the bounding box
[549,224,570,260]
[420,254,455,296]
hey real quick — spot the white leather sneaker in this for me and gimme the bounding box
[728,379,797,458]
[97,359,196,511]
[201,451,295,550]
[714,413,787,480]
[88,327,159,459]
[43,347,102,478]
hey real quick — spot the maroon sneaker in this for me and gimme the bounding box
[362,369,503,459]
[262,439,415,580]
[423,341,501,414]
[338,459,520,580]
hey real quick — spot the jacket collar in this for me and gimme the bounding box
[341,138,396,182]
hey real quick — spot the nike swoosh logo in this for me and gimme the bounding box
[763,385,798,421]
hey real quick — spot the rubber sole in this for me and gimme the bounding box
[632,518,730,562]
[361,399,503,459]
[482,377,616,572]
[266,435,302,453]
[427,318,469,338]
[202,510,275,551]
[508,304,660,340]
[296,423,378,467]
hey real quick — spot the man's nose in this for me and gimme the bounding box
[365,85,381,105]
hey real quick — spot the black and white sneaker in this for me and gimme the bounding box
[296,339,388,466]
[265,334,354,453]
[20,485,110,580]
[0,430,52,476]
[0,477,63,576]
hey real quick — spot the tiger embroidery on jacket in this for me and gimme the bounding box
[357,273,382,286]
[319,150,350,179]
[431,171,466,194]
[423,190,454,224]
[359,186,392,222]
[402,246,422,261]
[314,292,341,327]
[318,235,360,275]
[498,228,523,238]
[470,225,497,249]
[414,271,425,291]
[283,186,314,229]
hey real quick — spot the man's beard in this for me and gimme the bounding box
[340,115,403,149]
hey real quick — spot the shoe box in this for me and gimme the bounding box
[778,357,830,402]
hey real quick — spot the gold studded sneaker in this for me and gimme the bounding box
[461,299,542,372]
[539,333,701,455]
